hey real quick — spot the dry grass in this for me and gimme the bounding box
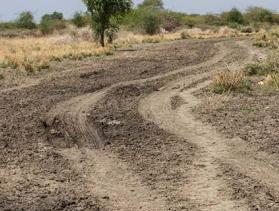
[0,34,112,72]
[211,69,249,93]
[0,26,245,72]
[253,26,279,49]
[115,26,242,46]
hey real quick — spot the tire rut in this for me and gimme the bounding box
[139,42,279,210]
[45,40,248,210]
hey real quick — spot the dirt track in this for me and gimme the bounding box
[1,38,278,210]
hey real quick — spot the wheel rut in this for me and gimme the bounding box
[139,43,279,210]
[44,40,271,210]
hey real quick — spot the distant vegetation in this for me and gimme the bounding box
[0,0,278,73]
[82,0,133,46]
[0,1,278,36]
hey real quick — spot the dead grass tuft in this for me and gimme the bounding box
[211,70,249,94]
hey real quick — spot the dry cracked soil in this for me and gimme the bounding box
[1,38,279,211]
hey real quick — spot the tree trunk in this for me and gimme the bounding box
[100,29,105,47]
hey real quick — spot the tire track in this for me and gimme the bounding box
[44,41,232,210]
[139,43,279,210]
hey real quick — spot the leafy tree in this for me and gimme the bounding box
[245,7,273,23]
[42,11,64,22]
[139,0,164,10]
[221,8,244,24]
[16,11,36,29]
[40,12,66,34]
[83,0,133,46]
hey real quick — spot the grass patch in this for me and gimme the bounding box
[211,70,250,94]
[259,73,279,91]
[245,50,279,76]
[253,26,279,49]
[0,36,112,72]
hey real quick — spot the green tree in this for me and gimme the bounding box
[83,0,133,47]
[139,0,164,10]
[245,7,273,23]
[42,11,64,22]
[40,12,66,34]
[221,8,244,25]
[16,11,36,29]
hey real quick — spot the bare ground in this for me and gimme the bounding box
[1,38,278,210]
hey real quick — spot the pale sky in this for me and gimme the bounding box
[0,0,278,22]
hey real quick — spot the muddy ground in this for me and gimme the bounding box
[1,38,279,210]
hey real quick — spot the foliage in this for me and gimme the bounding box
[16,11,36,29]
[40,18,66,35]
[138,0,164,10]
[221,8,244,25]
[245,7,273,23]
[83,0,133,46]
[143,11,162,35]
[0,22,18,30]
[204,14,222,25]
[42,11,64,21]
[246,51,279,76]
[72,12,90,28]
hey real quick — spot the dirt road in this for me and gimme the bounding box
[1,38,278,210]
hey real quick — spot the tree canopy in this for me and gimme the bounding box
[83,0,133,46]
[139,0,164,10]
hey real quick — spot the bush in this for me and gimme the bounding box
[0,74,4,80]
[16,11,36,29]
[245,51,279,76]
[42,11,64,22]
[0,22,18,30]
[204,14,222,25]
[245,7,273,23]
[221,8,244,25]
[143,13,162,35]
[211,70,249,94]
[182,15,205,28]
[40,19,66,35]
[72,12,90,28]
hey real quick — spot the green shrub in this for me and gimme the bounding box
[42,11,64,22]
[143,12,162,35]
[0,22,18,30]
[40,19,66,35]
[72,12,90,28]
[204,14,222,25]
[16,11,36,29]
[245,7,273,23]
[182,15,205,28]
[0,74,4,80]
[221,8,244,25]
[245,52,279,76]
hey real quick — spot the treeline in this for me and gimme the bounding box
[0,0,278,35]
[0,11,91,34]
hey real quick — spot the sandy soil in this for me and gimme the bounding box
[1,38,278,210]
